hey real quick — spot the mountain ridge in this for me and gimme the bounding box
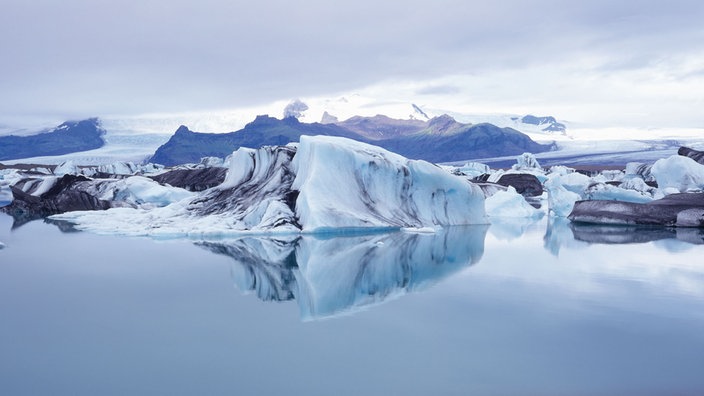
[0,118,105,161]
[150,114,554,165]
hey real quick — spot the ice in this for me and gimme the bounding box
[512,152,542,171]
[98,161,140,175]
[53,160,80,176]
[51,136,488,236]
[108,176,194,208]
[453,162,490,178]
[651,155,704,193]
[0,185,12,207]
[584,182,655,204]
[485,186,542,218]
[292,135,487,231]
[545,179,582,217]
[14,177,59,196]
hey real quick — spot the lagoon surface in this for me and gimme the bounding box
[1,213,704,395]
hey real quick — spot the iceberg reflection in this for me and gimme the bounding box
[198,226,488,320]
[569,223,704,246]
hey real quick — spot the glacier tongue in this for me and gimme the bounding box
[50,136,487,236]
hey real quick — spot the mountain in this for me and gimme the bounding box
[0,118,105,161]
[382,121,555,163]
[150,114,554,165]
[336,115,426,140]
[150,115,361,166]
[519,115,566,133]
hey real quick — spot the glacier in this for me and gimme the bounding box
[50,135,488,236]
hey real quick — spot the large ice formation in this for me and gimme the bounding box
[50,136,487,236]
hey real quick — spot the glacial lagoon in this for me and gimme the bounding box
[1,213,704,395]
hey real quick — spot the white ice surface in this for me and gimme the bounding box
[292,135,487,231]
[485,186,543,218]
[651,155,704,193]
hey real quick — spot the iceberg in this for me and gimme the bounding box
[568,192,704,227]
[485,186,542,218]
[50,136,487,236]
[292,136,486,231]
[651,155,704,193]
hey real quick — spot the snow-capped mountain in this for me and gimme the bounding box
[2,92,703,166]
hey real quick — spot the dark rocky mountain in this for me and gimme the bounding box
[150,115,360,166]
[0,118,105,161]
[149,114,555,166]
[336,115,426,140]
[380,122,555,163]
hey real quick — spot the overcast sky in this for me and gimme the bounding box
[1,0,703,129]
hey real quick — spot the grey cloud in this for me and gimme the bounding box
[1,0,703,122]
[415,85,463,96]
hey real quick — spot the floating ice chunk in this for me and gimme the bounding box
[545,180,582,217]
[12,177,59,196]
[98,161,139,175]
[453,162,490,178]
[292,135,487,231]
[199,156,224,168]
[485,186,542,218]
[625,162,654,181]
[512,152,541,171]
[584,182,654,204]
[546,171,591,195]
[110,176,194,208]
[651,155,704,193]
[53,160,79,176]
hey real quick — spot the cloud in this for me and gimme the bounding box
[0,0,703,128]
[283,99,309,119]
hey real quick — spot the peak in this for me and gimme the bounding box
[174,125,192,134]
[428,114,457,125]
[244,115,280,128]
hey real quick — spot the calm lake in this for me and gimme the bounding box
[1,213,703,395]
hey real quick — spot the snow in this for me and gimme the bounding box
[651,155,704,193]
[485,186,542,218]
[50,136,488,237]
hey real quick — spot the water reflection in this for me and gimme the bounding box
[569,223,704,246]
[543,217,589,256]
[199,226,488,320]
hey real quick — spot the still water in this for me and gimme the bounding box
[1,213,703,395]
